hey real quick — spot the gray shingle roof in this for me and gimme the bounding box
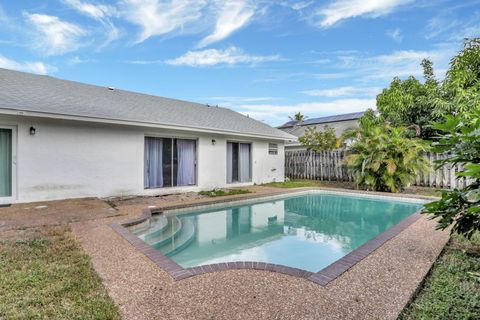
[0,68,295,140]
[278,111,365,128]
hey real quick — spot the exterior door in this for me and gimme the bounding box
[0,126,15,205]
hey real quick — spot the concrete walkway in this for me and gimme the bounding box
[1,187,450,319]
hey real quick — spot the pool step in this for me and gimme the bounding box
[159,217,196,256]
[139,215,169,241]
[144,216,182,247]
[129,219,152,235]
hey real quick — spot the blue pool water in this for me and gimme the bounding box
[132,192,423,272]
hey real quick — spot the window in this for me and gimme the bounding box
[144,137,196,189]
[268,143,278,155]
[227,142,251,183]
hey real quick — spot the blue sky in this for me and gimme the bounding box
[0,0,479,126]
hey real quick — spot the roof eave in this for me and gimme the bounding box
[0,107,295,141]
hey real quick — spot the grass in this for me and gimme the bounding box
[199,188,251,197]
[0,226,120,320]
[400,233,480,320]
[263,179,441,197]
[403,186,442,197]
[263,179,333,188]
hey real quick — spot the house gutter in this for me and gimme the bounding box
[0,107,297,142]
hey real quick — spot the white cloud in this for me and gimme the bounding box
[313,73,348,79]
[234,98,375,125]
[366,49,448,79]
[120,0,207,43]
[314,0,413,28]
[290,1,314,11]
[252,71,319,83]
[200,96,283,108]
[63,0,117,20]
[165,46,281,67]
[386,28,403,42]
[424,15,459,40]
[24,13,86,55]
[301,86,381,98]
[0,54,56,74]
[123,59,163,65]
[67,56,94,64]
[62,0,120,46]
[374,50,429,64]
[330,47,455,81]
[207,96,282,103]
[305,58,331,65]
[198,1,255,48]
[0,4,7,23]
[425,13,480,41]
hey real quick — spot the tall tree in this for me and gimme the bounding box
[421,58,436,84]
[298,125,342,152]
[439,38,480,115]
[422,38,480,238]
[375,61,442,139]
[369,38,480,141]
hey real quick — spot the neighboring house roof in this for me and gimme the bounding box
[0,68,295,141]
[278,111,365,129]
[278,111,366,148]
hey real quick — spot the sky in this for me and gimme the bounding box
[0,0,479,126]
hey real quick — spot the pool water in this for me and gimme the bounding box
[132,192,424,272]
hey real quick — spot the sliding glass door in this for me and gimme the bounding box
[0,128,12,199]
[227,142,251,183]
[144,137,196,189]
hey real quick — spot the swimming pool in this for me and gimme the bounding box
[130,191,424,273]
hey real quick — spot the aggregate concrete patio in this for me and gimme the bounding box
[1,186,450,320]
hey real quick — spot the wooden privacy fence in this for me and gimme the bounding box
[285,150,469,189]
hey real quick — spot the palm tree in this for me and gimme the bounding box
[288,112,308,123]
[344,122,430,192]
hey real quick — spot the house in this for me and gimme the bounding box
[0,68,295,204]
[277,111,365,150]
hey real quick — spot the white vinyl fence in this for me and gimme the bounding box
[285,150,469,189]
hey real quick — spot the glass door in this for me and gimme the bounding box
[144,136,197,189]
[0,128,13,203]
[227,142,251,183]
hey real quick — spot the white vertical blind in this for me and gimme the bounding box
[227,142,233,183]
[238,143,251,182]
[144,137,164,188]
[177,139,196,186]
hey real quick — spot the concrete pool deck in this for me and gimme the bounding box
[1,186,450,319]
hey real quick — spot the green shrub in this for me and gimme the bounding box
[345,122,430,193]
[199,189,251,197]
[421,39,480,239]
[422,109,480,238]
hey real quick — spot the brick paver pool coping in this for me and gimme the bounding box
[110,190,425,286]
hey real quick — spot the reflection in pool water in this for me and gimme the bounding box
[132,193,423,272]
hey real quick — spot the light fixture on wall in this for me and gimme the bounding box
[29,126,36,135]
[211,139,216,145]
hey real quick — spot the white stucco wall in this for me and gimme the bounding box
[196,210,228,244]
[251,201,285,229]
[0,115,285,203]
